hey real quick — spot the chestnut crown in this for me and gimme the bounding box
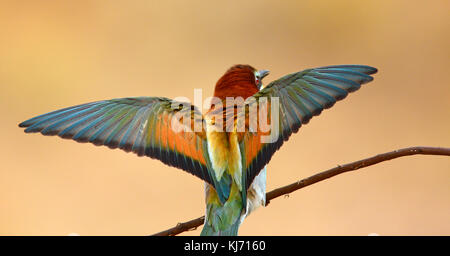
[213,64,269,100]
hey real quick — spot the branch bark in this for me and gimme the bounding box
[151,146,450,236]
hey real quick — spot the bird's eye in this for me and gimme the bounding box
[255,76,260,84]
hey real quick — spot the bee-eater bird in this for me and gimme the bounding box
[19,64,377,236]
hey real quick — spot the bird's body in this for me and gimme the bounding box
[201,65,268,235]
[19,63,377,236]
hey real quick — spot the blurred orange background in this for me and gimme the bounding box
[1,0,449,235]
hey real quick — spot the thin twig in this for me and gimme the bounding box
[151,146,450,236]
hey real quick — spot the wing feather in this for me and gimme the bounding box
[19,97,214,185]
[239,65,377,189]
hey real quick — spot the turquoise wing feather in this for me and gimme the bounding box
[239,65,378,190]
[19,97,216,185]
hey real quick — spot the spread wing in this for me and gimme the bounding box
[238,65,378,190]
[19,97,215,185]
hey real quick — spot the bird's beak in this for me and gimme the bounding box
[258,70,270,79]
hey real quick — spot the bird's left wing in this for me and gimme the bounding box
[236,65,377,190]
[19,97,215,185]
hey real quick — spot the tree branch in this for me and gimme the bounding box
[151,146,450,236]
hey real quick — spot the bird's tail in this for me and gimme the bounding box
[201,182,244,236]
[200,219,241,236]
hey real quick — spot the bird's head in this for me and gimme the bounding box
[213,64,270,100]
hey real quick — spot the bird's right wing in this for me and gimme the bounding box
[236,65,378,190]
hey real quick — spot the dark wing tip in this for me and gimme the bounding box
[18,120,30,128]
[358,66,377,84]
[23,127,37,133]
[355,65,378,75]
[366,66,378,75]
